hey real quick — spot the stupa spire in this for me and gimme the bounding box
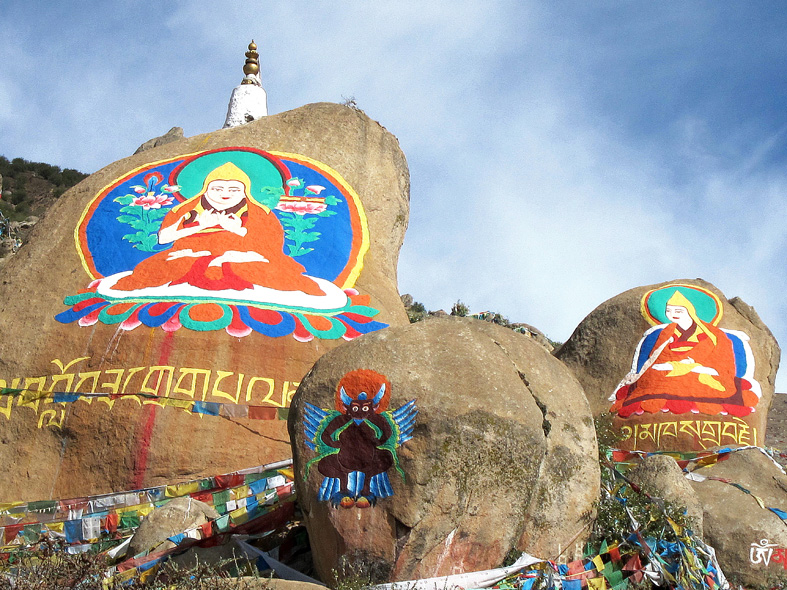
[242,40,260,83]
[223,40,268,128]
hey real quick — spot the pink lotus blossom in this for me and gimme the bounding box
[132,193,175,210]
[133,186,146,194]
[275,201,328,215]
[305,185,325,195]
[286,178,302,188]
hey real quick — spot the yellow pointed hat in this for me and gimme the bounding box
[199,162,252,194]
[666,290,717,345]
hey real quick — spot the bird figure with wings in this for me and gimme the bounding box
[302,369,417,508]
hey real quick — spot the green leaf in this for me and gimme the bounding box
[119,205,141,214]
[298,232,321,243]
[122,232,143,244]
[317,210,337,217]
[324,195,340,206]
[141,234,159,251]
[114,194,135,205]
[147,208,169,219]
[117,214,140,224]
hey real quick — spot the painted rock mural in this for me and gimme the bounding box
[557,279,780,452]
[303,369,417,509]
[0,102,410,500]
[289,317,599,584]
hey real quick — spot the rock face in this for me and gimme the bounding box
[687,449,787,589]
[133,127,185,154]
[288,317,599,583]
[627,454,704,538]
[0,102,410,501]
[557,279,780,452]
[128,497,219,557]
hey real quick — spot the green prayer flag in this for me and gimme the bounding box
[27,500,56,513]
[120,513,141,529]
[603,567,624,586]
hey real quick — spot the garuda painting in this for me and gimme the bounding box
[303,369,417,508]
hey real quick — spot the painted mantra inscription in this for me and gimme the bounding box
[0,357,298,428]
[750,539,787,568]
[620,418,758,450]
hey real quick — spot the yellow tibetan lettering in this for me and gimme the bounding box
[173,368,211,400]
[210,371,244,404]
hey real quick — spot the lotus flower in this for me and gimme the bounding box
[305,185,325,195]
[275,201,328,215]
[132,194,175,210]
[161,184,181,193]
[286,178,303,188]
[132,186,146,194]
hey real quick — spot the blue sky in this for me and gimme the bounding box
[1,1,786,391]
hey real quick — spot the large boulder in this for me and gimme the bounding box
[687,448,787,589]
[288,317,599,583]
[557,279,780,452]
[0,102,409,500]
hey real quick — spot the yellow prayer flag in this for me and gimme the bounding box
[165,398,193,409]
[588,577,608,590]
[176,481,200,496]
[230,505,249,525]
[592,555,605,572]
[139,564,159,583]
[136,504,154,517]
[233,485,249,500]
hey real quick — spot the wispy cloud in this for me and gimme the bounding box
[1,1,784,388]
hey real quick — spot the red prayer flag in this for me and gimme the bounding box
[248,406,277,420]
[214,474,244,489]
[105,513,118,533]
[191,491,213,503]
[4,524,23,544]
[623,554,642,572]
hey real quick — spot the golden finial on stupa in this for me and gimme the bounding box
[241,40,260,83]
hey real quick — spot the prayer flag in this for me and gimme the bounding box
[193,401,220,416]
[248,406,277,420]
[65,520,83,543]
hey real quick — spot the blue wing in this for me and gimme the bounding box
[303,402,337,451]
[390,399,418,445]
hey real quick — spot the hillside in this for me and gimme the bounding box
[0,155,88,255]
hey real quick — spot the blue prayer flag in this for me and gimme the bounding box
[193,401,220,416]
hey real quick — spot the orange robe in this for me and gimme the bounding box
[112,198,322,295]
[611,322,758,417]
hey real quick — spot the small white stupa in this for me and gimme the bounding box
[223,40,268,128]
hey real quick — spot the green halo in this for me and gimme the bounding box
[643,285,721,326]
[174,150,285,208]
